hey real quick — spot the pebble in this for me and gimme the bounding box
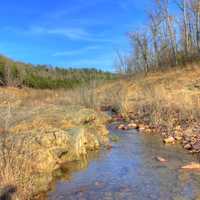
[128,123,138,129]
[155,156,167,162]
[184,143,192,150]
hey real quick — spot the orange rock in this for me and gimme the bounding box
[181,162,200,170]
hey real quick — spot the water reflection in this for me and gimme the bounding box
[51,150,102,184]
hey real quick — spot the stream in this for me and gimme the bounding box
[48,124,200,200]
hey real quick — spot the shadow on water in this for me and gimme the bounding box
[48,124,200,200]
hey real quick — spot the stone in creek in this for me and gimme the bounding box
[118,124,129,131]
[163,136,175,144]
[181,162,200,170]
[94,181,104,188]
[127,123,138,129]
[118,124,125,130]
[155,156,167,162]
[139,125,145,132]
[184,143,192,150]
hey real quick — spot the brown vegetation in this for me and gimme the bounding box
[0,83,112,200]
[108,65,200,154]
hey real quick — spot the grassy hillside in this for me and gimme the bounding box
[97,64,200,152]
[0,54,114,89]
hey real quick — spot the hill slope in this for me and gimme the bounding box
[98,65,200,153]
[0,55,113,89]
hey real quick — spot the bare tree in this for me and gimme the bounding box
[114,50,129,74]
[123,0,200,74]
[129,31,150,73]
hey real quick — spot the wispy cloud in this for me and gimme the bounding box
[5,26,113,42]
[53,46,100,57]
[29,26,90,40]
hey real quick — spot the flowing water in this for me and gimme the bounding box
[48,124,200,200]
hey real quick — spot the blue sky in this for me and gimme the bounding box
[0,0,150,71]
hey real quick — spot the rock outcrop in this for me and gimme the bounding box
[0,105,110,197]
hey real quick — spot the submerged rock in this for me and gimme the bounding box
[155,156,167,162]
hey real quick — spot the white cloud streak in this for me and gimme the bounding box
[53,46,100,57]
[5,26,113,43]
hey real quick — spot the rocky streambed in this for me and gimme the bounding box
[48,123,200,200]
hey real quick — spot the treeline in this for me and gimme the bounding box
[0,55,114,89]
[119,0,200,73]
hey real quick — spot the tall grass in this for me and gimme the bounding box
[0,104,34,200]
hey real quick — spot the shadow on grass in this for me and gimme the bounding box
[0,185,16,200]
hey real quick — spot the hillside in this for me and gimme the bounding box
[0,55,114,89]
[98,65,200,153]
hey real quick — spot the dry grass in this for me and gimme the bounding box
[0,80,115,200]
[1,66,200,199]
[119,66,200,133]
[0,134,34,200]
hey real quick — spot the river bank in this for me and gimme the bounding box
[98,66,200,155]
[0,87,111,200]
